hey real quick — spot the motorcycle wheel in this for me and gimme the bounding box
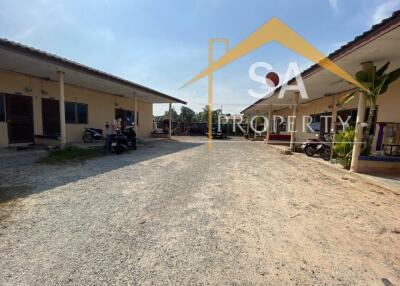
[115,144,126,154]
[82,133,93,143]
[320,148,331,161]
[304,145,317,157]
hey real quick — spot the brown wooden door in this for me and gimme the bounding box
[6,94,34,143]
[42,98,60,135]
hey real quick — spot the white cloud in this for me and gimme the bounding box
[328,0,339,12]
[371,0,400,25]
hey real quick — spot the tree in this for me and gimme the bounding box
[163,107,179,121]
[180,106,195,123]
[341,61,400,152]
[198,105,222,123]
[180,106,195,132]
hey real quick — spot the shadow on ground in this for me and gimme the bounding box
[0,139,204,203]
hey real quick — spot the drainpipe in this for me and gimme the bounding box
[58,71,66,147]
[289,92,299,151]
[350,62,370,172]
[168,102,172,139]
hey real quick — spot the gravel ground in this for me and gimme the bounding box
[0,137,399,285]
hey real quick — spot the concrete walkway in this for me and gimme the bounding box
[267,142,400,195]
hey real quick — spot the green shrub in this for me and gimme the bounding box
[333,127,355,169]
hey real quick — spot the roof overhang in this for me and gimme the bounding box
[0,38,186,104]
[242,11,400,114]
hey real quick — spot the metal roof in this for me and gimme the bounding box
[0,38,186,104]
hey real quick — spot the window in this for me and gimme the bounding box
[76,103,88,124]
[65,102,88,124]
[65,102,76,123]
[307,114,321,132]
[336,109,357,131]
[0,94,5,121]
[274,117,286,133]
[115,108,137,129]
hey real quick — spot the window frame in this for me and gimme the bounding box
[307,114,321,133]
[115,108,137,127]
[65,101,88,124]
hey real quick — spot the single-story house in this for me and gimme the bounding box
[242,11,400,173]
[0,38,185,146]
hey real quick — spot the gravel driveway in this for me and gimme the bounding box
[0,137,399,285]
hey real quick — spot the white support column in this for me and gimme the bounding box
[265,104,272,143]
[289,92,299,151]
[254,111,258,140]
[246,115,250,139]
[350,92,366,172]
[330,94,338,160]
[350,61,371,172]
[330,94,338,133]
[58,71,66,147]
[134,94,138,136]
[168,102,172,139]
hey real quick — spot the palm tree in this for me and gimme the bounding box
[341,61,400,152]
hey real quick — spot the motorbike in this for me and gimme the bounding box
[301,134,332,161]
[82,128,104,143]
[111,126,137,154]
[121,125,137,150]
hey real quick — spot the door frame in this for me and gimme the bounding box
[41,98,60,135]
[5,93,34,144]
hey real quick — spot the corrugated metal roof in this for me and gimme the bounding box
[0,37,186,104]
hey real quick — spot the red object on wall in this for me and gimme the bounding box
[268,134,290,141]
[266,72,279,87]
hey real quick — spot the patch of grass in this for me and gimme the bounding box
[37,146,102,164]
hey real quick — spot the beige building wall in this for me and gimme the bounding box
[375,78,400,123]
[0,69,154,145]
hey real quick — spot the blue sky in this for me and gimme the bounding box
[0,0,399,115]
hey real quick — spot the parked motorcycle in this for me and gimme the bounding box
[111,126,137,154]
[301,134,332,161]
[121,125,137,150]
[82,128,104,143]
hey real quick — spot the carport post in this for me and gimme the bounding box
[254,111,259,140]
[350,61,370,172]
[168,102,172,139]
[289,92,299,151]
[329,93,338,160]
[58,71,66,147]
[265,104,272,143]
[134,94,138,135]
[350,92,366,172]
[246,116,250,138]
